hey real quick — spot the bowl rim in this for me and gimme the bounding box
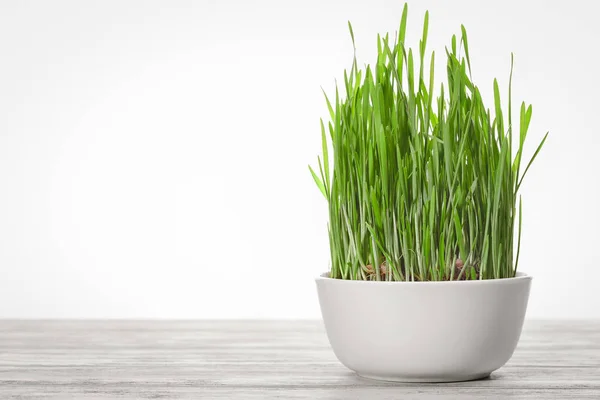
[316,271,531,285]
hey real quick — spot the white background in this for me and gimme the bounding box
[0,0,597,319]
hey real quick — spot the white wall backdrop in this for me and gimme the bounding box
[0,0,597,319]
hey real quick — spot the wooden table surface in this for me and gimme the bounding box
[0,320,598,399]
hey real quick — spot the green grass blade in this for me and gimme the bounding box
[517,132,548,190]
[320,118,330,192]
[399,3,408,44]
[514,196,523,275]
[460,25,471,74]
[309,165,327,199]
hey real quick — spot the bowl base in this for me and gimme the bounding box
[357,372,491,383]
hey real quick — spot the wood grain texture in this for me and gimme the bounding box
[0,320,599,399]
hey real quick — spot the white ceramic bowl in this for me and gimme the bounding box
[316,272,531,382]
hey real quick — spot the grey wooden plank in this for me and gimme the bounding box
[2,387,600,400]
[0,320,598,399]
